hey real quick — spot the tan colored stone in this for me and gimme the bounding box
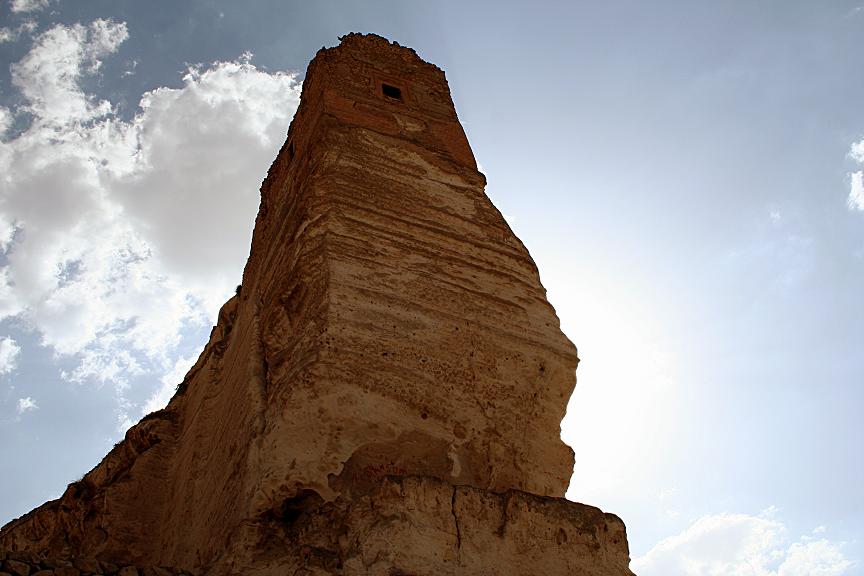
[3,560,29,576]
[0,33,632,576]
[71,559,100,575]
[5,555,37,567]
[138,568,171,576]
[284,476,631,576]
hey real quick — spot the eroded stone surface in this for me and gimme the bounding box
[0,33,633,575]
[0,549,192,576]
[234,476,632,576]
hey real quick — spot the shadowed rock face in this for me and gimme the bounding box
[0,33,634,576]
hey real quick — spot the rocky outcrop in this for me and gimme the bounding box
[1,33,634,575]
[246,476,632,576]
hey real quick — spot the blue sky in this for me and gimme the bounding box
[1,1,862,574]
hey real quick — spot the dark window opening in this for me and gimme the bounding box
[382,83,402,101]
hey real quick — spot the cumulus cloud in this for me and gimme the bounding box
[0,107,12,137]
[16,396,37,414]
[633,511,854,576]
[0,337,21,375]
[0,20,301,406]
[849,139,864,211]
[9,0,50,14]
[114,52,301,288]
[778,539,853,576]
[851,140,864,164]
[0,20,38,44]
[849,171,864,212]
[10,19,128,124]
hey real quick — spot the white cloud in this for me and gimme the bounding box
[0,268,20,319]
[0,107,12,138]
[0,20,38,44]
[16,396,37,414]
[849,171,864,212]
[0,337,21,374]
[9,0,50,14]
[10,19,128,124]
[850,139,864,164]
[849,139,864,212]
[141,353,197,415]
[0,20,301,398]
[778,539,853,576]
[113,53,301,290]
[633,511,854,576]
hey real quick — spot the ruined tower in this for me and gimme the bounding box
[0,34,634,576]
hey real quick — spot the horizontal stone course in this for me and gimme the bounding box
[0,550,192,576]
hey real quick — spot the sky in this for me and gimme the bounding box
[0,1,862,574]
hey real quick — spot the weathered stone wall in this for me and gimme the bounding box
[0,34,633,575]
[245,476,632,576]
[246,32,578,507]
[0,548,193,576]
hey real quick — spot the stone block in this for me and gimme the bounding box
[72,558,100,575]
[3,560,29,576]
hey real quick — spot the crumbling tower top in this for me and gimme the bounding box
[299,33,477,168]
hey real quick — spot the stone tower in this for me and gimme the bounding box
[0,34,634,576]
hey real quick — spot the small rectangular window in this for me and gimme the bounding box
[382,83,402,101]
